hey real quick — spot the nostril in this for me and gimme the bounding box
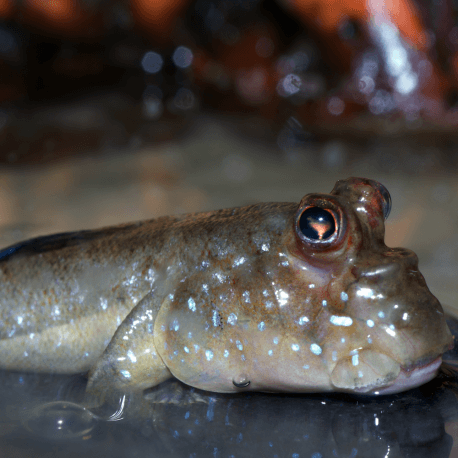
[385,248,419,270]
[386,247,418,259]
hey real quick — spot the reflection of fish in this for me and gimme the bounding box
[14,364,458,454]
[0,177,452,401]
[133,377,455,458]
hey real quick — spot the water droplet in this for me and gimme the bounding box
[232,374,250,388]
[23,401,97,439]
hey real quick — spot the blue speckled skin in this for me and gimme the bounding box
[0,178,452,401]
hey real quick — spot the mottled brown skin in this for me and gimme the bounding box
[0,178,452,403]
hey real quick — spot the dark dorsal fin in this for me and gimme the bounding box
[0,223,139,262]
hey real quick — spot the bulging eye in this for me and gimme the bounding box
[299,207,336,241]
[376,182,392,220]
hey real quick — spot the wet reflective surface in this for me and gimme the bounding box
[0,316,456,457]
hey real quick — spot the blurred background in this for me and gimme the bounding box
[0,1,457,298]
[2,0,458,455]
[0,0,458,299]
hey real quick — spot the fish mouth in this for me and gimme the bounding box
[363,356,443,395]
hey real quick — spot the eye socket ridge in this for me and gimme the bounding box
[296,205,340,245]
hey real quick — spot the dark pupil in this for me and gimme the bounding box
[299,207,335,241]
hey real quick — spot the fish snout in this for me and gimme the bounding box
[348,247,453,364]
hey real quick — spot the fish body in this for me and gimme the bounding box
[0,177,452,397]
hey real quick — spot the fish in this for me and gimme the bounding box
[0,177,452,401]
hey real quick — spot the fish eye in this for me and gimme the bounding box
[377,182,392,220]
[298,207,337,241]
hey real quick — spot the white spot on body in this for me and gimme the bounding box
[188,298,196,312]
[298,316,309,325]
[258,322,266,331]
[120,370,131,378]
[127,350,137,363]
[205,350,214,361]
[310,343,322,355]
[330,315,353,327]
[233,256,246,267]
[356,287,375,299]
[340,292,348,302]
[291,344,300,352]
[386,327,396,337]
[352,355,359,366]
[184,346,190,353]
[227,313,238,325]
[275,289,289,307]
[367,319,375,327]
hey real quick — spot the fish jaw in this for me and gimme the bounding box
[365,356,443,395]
[330,349,446,395]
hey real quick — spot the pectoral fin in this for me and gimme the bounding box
[85,293,172,408]
[330,350,400,393]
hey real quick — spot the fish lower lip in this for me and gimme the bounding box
[373,356,443,395]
